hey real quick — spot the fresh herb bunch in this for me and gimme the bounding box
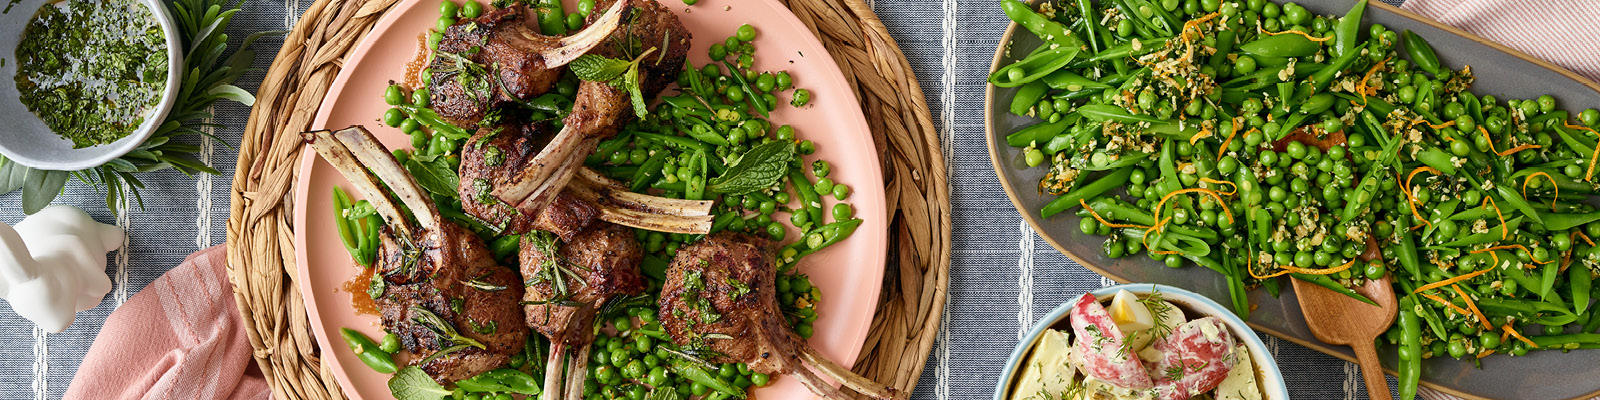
[998,0,1600,397]
[0,0,260,215]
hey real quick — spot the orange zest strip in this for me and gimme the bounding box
[1453,284,1494,330]
[1476,349,1496,358]
[1260,28,1332,42]
[1589,132,1600,182]
[1483,196,1509,240]
[1503,324,1539,348]
[1079,199,1152,229]
[1217,119,1244,161]
[1497,143,1542,156]
[1421,293,1471,316]
[1428,120,1457,130]
[1414,267,1494,294]
[1574,231,1596,248]
[1153,188,1233,224]
[1357,58,1389,104]
[1522,171,1559,208]
[1145,215,1179,255]
[1568,123,1599,135]
[1247,258,1357,279]
[1199,178,1238,196]
[1404,167,1441,229]
[1471,244,1553,265]
[1190,128,1214,145]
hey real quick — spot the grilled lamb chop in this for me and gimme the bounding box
[519,223,644,400]
[659,233,904,400]
[492,0,693,216]
[459,121,714,238]
[303,126,528,384]
[430,1,626,128]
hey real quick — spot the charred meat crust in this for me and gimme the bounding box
[657,233,804,374]
[519,222,645,344]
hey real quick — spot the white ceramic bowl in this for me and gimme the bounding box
[0,0,184,171]
[995,283,1290,400]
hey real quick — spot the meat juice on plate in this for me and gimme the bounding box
[1010,290,1263,400]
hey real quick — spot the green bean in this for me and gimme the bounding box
[1041,167,1134,218]
[723,60,770,117]
[339,328,397,374]
[1007,114,1076,147]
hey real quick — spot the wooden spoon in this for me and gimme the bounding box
[1293,275,1399,400]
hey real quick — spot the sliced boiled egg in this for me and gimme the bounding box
[1107,289,1155,333]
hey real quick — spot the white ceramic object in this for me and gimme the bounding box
[0,0,184,171]
[0,205,124,333]
[996,284,1291,400]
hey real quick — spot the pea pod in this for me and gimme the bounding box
[1009,80,1050,116]
[1398,308,1422,400]
[1572,262,1592,314]
[1308,45,1362,94]
[457,368,540,395]
[1000,0,1085,50]
[671,360,745,398]
[1006,113,1075,147]
[991,46,1082,87]
[1541,209,1600,231]
[331,188,361,264]
[1402,29,1442,75]
[1332,0,1367,58]
[339,328,397,374]
[1240,33,1323,58]
[395,105,470,140]
[1041,167,1134,218]
[1041,69,1109,91]
[536,0,567,35]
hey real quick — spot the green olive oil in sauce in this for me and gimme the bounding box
[14,0,167,148]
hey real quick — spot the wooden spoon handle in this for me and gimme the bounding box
[1353,342,1394,400]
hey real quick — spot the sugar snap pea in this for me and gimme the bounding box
[1402,29,1442,75]
[339,328,397,374]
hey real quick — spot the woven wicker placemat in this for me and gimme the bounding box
[224,0,948,398]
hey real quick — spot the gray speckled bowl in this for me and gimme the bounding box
[986,1,1600,399]
[0,0,183,171]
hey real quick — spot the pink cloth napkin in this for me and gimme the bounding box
[65,245,270,400]
[1401,0,1600,83]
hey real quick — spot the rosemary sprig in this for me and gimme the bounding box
[0,0,264,215]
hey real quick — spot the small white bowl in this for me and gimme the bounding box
[996,283,1290,400]
[0,0,184,171]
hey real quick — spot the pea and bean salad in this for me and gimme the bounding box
[335,1,859,399]
[996,0,1600,396]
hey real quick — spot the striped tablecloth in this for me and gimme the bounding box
[0,0,1586,399]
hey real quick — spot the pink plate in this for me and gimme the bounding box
[292,0,887,398]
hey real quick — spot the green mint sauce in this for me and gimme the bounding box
[13,0,167,148]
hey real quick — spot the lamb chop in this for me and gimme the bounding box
[303,126,529,383]
[430,1,627,127]
[459,121,714,240]
[658,233,904,400]
[519,223,644,400]
[491,0,693,217]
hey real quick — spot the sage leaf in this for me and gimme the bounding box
[388,366,451,400]
[208,84,256,106]
[569,54,631,83]
[22,169,69,215]
[0,155,29,195]
[708,140,794,195]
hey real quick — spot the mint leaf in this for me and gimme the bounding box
[389,366,450,400]
[403,156,460,198]
[569,54,631,83]
[708,140,795,195]
[626,62,648,118]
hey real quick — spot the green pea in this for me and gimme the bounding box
[831,183,851,200]
[709,43,727,60]
[1580,108,1600,126]
[379,333,401,353]
[647,367,670,387]
[832,203,853,221]
[439,0,458,17]
[578,0,595,16]
[410,88,430,107]
[625,360,647,379]
[751,373,771,387]
[383,108,405,127]
[800,139,816,154]
[460,0,481,18]
[384,85,405,105]
[437,16,457,31]
[754,72,776,92]
[400,118,422,134]
[614,315,632,331]
[1024,148,1045,167]
[737,24,757,41]
[791,89,812,107]
[766,221,786,240]
[1538,94,1557,113]
[567,13,584,31]
[797,322,815,338]
[814,177,834,194]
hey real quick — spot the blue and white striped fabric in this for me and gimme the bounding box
[0,0,1495,399]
